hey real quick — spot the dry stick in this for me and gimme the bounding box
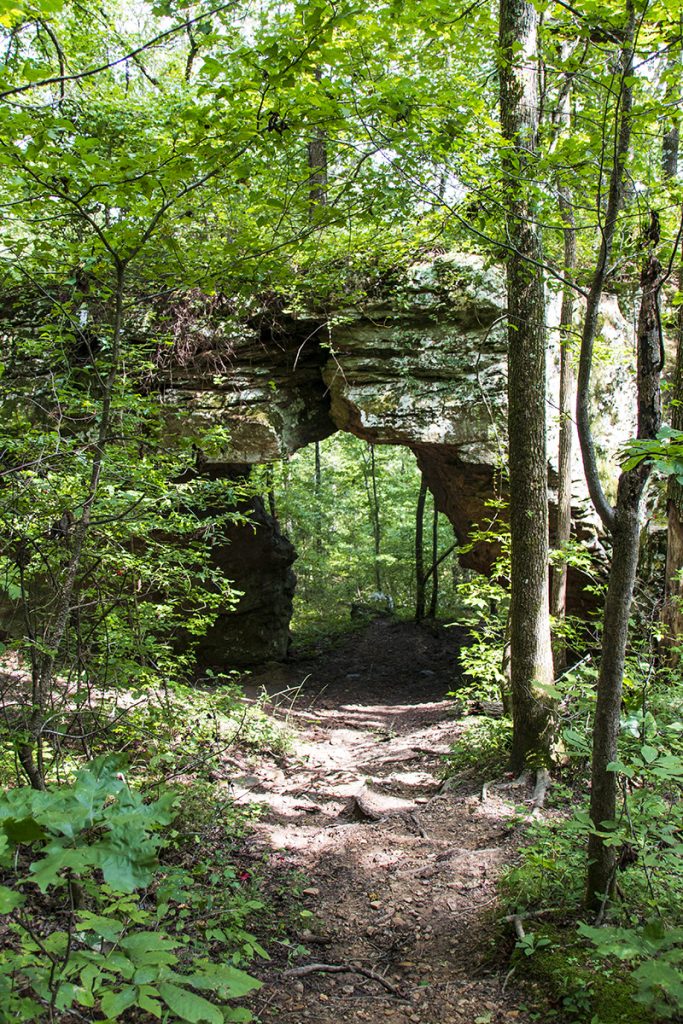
[283,963,408,999]
[511,915,526,942]
[500,907,563,925]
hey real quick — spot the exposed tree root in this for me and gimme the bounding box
[283,962,409,999]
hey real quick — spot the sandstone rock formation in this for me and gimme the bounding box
[161,253,635,666]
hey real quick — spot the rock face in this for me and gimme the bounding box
[162,253,634,666]
[197,495,297,669]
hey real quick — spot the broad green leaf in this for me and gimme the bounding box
[158,982,224,1024]
[138,985,163,1017]
[0,884,24,912]
[1,815,46,844]
[182,963,262,998]
[120,931,179,957]
[100,985,137,1018]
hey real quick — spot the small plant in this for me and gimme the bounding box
[580,919,683,1021]
[516,931,553,958]
[442,716,513,778]
[0,757,261,1022]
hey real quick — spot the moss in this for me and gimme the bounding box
[512,925,654,1024]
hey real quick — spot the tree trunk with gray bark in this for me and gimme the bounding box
[499,0,555,772]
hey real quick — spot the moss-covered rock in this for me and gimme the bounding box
[512,925,655,1024]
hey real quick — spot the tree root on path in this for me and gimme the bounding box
[500,905,564,941]
[479,767,551,814]
[283,962,409,999]
[530,767,551,810]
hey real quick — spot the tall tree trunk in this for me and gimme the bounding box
[571,9,652,911]
[587,228,662,911]
[499,0,555,772]
[551,185,577,673]
[664,285,683,649]
[362,444,383,592]
[428,504,439,619]
[308,69,327,217]
[314,441,322,554]
[662,36,682,650]
[415,475,428,623]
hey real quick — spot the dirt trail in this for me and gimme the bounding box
[236,620,531,1024]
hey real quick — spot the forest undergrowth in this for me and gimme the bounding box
[2,424,683,1024]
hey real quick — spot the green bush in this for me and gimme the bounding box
[0,757,261,1023]
[442,716,513,778]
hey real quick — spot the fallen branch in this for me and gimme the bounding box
[511,914,526,941]
[499,906,564,929]
[283,962,408,998]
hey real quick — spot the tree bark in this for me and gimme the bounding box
[308,69,328,217]
[661,37,682,651]
[549,59,577,672]
[587,241,662,910]
[428,504,439,619]
[362,444,382,592]
[664,286,683,649]
[499,0,555,772]
[415,475,428,623]
[551,186,576,673]
[314,441,323,554]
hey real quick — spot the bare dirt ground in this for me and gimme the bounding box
[234,619,533,1024]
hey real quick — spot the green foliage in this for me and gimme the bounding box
[502,638,683,1022]
[579,919,683,1021]
[0,758,261,1022]
[442,716,513,779]
[620,426,683,483]
[511,925,652,1024]
[271,435,462,638]
[501,817,586,912]
[447,502,510,700]
[0,756,175,894]
[104,679,292,782]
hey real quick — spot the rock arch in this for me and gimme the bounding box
[162,255,634,667]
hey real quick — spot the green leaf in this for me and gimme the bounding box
[158,982,224,1024]
[183,963,262,998]
[2,815,46,844]
[640,745,659,764]
[137,985,163,1018]
[77,912,125,943]
[120,931,179,957]
[100,985,137,1018]
[0,884,24,912]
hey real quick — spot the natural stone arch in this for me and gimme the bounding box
[167,254,634,668]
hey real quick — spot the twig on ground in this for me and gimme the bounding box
[283,962,408,999]
[501,965,517,994]
[511,914,526,941]
[499,907,563,926]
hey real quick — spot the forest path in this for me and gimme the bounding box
[237,620,532,1024]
